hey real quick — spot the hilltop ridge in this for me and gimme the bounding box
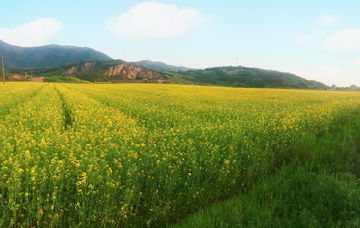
[134,60,195,72]
[0,39,112,70]
[164,66,328,89]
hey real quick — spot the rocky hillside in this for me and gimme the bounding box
[103,63,162,79]
[0,39,112,70]
[10,60,165,82]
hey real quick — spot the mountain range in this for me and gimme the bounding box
[0,39,112,70]
[0,39,195,73]
[1,39,328,89]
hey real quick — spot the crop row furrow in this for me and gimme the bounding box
[58,84,360,226]
[0,83,65,226]
[0,82,46,118]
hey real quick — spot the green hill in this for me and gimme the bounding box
[0,39,112,70]
[164,66,328,89]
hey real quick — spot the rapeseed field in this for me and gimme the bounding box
[1,82,360,227]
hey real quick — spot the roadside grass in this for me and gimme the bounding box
[174,110,360,227]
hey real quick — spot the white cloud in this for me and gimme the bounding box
[316,15,341,27]
[324,28,360,54]
[293,32,312,44]
[309,66,343,82]
[290,66,343,85]
[107,1,209,40]
[0,18,63,47]
[293,16,341,45]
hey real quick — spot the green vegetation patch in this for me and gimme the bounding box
[175,110,360,227]
[165,66,328,89]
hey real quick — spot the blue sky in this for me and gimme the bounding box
[1,0,360,86]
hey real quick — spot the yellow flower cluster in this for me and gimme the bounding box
[1,82,360,226]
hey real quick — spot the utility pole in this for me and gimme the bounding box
[31,69,32,80]
[2,54,4,84]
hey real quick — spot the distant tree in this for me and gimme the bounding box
[296,82,307,89]
[252,78,266,88]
